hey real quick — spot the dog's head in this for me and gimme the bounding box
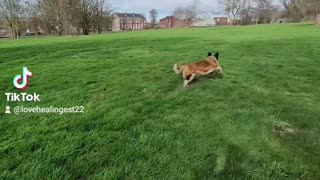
[173,64,181,75]
[208,52,219,61]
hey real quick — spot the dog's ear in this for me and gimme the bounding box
[208,52,212,57]
[214,52,219,60]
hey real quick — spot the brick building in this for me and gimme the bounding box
[214,17,229,26]
[112,13,146,31]
[159,16,188,29]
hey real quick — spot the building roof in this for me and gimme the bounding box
[161,16,174,19]
[160,16,185,21]
[115,13,145,19]
[214,17,228,19]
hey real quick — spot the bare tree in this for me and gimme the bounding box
[173,7,186,19]
[300,0,320,22]
[38,0,104,36]
[38,0,66,36]
[172,0,199,25]
[186,0,199,24]
[221,0,243,24]
[25,1,42,36]
[239,0,255,24]
[222,0,319,24]
[221,0,253,24]
[62,0,78,35]
[280,0,320,22]
[79,0,95,35]
[95,0,105,34]
[149,9,158,28]
[0,0,133,38]
[0,0,22,39]
[280,0,303,21]
[92,0,112,33]
[254,0,275,24]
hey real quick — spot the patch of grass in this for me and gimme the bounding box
[0,23,320,179]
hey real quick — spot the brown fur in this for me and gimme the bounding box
[173,55,223,87]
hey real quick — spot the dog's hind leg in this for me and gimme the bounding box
[189,73,195,83]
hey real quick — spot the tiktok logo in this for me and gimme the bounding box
[13,67,33,90]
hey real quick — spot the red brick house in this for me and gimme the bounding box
[214,17,229,26]
[159,16,188,29]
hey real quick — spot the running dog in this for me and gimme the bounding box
[173,52,223,87]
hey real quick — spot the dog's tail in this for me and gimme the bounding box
[173,64,182,75]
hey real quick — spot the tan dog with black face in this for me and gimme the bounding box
[173,52,223,87]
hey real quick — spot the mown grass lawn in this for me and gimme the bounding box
[0,23,320,179]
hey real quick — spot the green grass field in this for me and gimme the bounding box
[1,23,320,179]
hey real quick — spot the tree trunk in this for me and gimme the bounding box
[316,14,320,25]
[82,24,89,35]
[98,25,102,34]
[36,26,38,37]
[77,27,81,35]
[9,24,14,39]
[98,12,103,34]
[15,27,19,39]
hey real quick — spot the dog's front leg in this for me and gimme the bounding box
[183,73,195,87]
[183,80,189,87]
[216,66,223,78]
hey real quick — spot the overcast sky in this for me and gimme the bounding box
[109,0,224,21]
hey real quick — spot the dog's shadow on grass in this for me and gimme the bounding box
[186,74,223,89]
[162,71,223,92]
[163,75,222,91]
[191,74,222,84]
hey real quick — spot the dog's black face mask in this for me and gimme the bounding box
[208,52,219,61]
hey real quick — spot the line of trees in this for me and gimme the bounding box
[280,0,320,22]
[221,0,320,25]
[0,0,113,39]
[221,0,280,25]
[0,0,22,39]
[170,0,279,25]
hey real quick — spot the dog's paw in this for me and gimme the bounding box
[183,80,189,87]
